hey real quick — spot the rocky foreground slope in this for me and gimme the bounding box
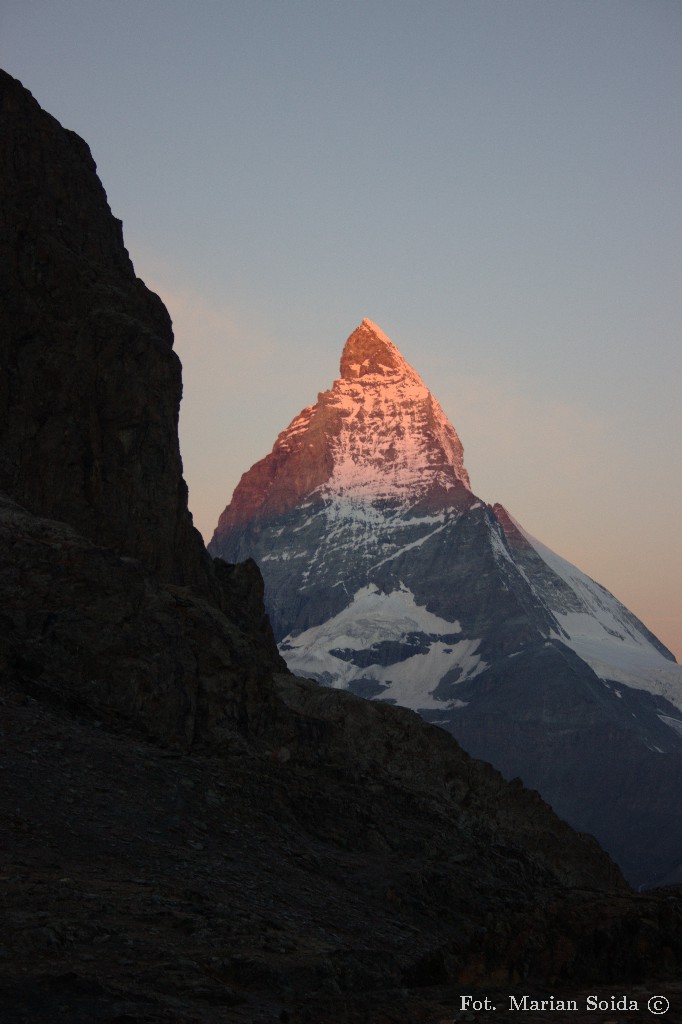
[1,69,681,1022]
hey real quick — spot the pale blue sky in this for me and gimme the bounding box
[2,1,681,657]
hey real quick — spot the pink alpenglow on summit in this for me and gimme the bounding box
[333,319,471,500]
[212,319,470,534]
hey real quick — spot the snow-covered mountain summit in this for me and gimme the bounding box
[210,320,682,887]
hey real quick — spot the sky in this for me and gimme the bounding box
[2,0,681,659]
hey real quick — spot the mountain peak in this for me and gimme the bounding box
[340,319,411,380]
[211,319,471,539]
[209,315,682,892]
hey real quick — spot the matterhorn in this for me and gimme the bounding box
[210,319,682,887]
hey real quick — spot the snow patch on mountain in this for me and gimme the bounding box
[280,583,486,711]
[283,582,461,648]
[505,514,682,712]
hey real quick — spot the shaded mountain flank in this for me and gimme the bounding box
[1,69,681,1023]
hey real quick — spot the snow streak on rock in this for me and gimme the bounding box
[493,504,682,712]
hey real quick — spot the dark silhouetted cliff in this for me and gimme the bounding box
[1,69,681,1022]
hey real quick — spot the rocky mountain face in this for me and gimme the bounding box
[211,320,682,890]
[0,66,215,596]
[0,66,285,749]
[3,67,682,1021]
[216,318,470,538]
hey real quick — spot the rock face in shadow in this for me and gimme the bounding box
[0,67,285,744]
[0,493,282,749]
[1,68,682,1021]
[0,68,210,593]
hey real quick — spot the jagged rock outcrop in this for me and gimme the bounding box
[0,67,213,595]
[2,68,682,1022]
[0,66,285,744]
